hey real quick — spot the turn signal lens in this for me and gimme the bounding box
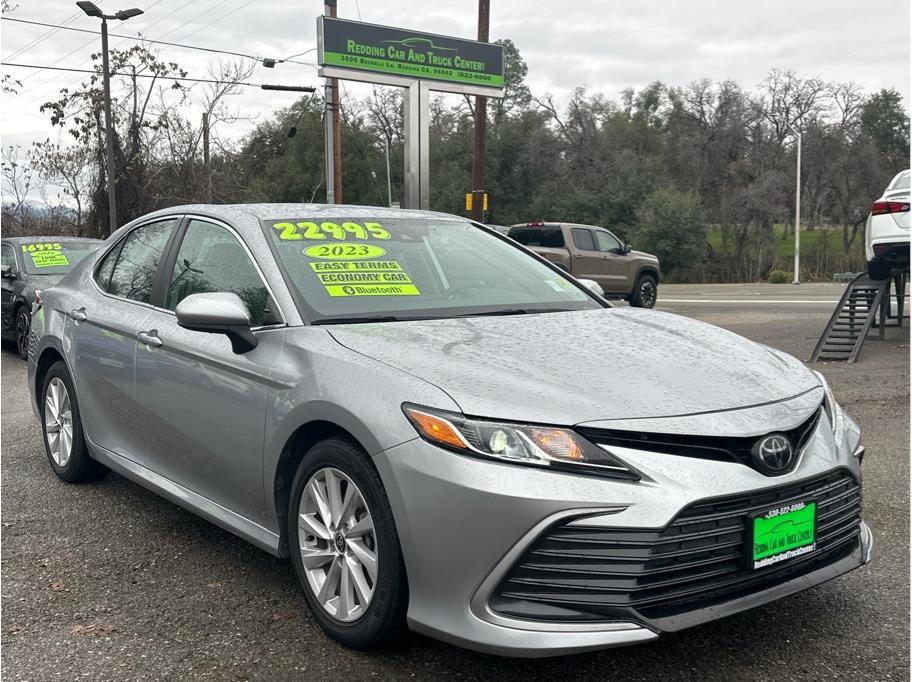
[403,408,468,450]
[529,427,584,460]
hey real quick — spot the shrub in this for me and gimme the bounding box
[768,270,791,283]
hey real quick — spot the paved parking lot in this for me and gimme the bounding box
[2,284,909,681]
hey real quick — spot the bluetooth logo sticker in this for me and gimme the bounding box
[342,286,356,295]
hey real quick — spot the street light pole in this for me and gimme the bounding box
[786,122,802,285]
[384,136,392,207]
[76,2,143,236]
[100,17,117,234]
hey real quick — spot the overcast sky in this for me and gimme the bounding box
[1,0,909,200]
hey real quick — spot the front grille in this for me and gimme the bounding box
[577,406,822,476]
[491,470,861,624]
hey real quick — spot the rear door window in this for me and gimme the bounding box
[507,226,565,248]
[571,228,596,251]
[105,219,177,303]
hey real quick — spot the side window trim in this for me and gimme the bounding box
[91,216,183,310]
[161,216,286,328]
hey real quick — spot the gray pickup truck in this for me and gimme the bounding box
[508,222,661,308]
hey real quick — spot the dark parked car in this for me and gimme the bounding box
[1,236,102,359]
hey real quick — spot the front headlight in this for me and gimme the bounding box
[815,371,845,440]
[402,404,638,480]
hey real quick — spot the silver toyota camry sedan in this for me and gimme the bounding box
[28,204,872,657]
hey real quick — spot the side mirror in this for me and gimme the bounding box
[1,265,16,280]
[176,292,258,354]
[624,243,632,254]
[578,278,604,297]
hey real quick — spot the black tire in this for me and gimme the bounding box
[629,273,658,308]
[867,259,891,281]
[288,437,408,649]
[14,307,30,360]
[40,361,107,483]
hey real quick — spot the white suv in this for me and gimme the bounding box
[865,169,910,279]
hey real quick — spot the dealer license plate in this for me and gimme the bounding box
[751,501,817,570]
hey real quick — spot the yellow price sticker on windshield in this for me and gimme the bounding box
[273,221,390,241]
[325,284,421,297]
[30,250,69,268]
[304,243,387,259]
[22,242,62,252]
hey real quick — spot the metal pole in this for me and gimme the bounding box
[793,130,801,285]
[384,136,392,207]
[202,112,211,203]
[326,0,341,203]
[323,80,335,204]
[100,18,117,235]
[471,0,490,223]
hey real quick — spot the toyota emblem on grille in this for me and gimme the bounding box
[752,433,795,474]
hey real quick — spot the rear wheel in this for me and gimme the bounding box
[629,273,658,308]
[288,437,408,649]
[40,361,107,483]
[14,307,29,360]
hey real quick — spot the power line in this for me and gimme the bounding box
[2,61,313,90]
[5,11,82,62]
[4,17,263,62]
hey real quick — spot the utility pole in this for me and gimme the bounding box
[324,0,342,204]
[786,121,802,284]
[76,2,143,235]
[202,112,211,203]
[471,0,490,223]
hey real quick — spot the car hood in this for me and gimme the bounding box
[327,308,819,425]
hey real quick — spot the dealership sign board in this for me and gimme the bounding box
[318,17,504,90]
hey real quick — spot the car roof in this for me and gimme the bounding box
[133,203,467,231]
[1,235,102,244]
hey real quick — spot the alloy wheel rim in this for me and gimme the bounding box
[16,313,28,353]
[641,281,656,306]
[298,467,377,623]
[44,377,73,467]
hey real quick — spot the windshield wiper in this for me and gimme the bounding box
[311,315,406,325]
[453,308,573,318]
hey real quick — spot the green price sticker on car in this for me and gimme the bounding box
[29,250,69,268]
[752,501,816,569]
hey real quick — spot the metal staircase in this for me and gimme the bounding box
[810,271,906,363]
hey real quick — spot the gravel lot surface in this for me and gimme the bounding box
[2,283,908,680]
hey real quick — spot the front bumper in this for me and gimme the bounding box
[374,413,871,657]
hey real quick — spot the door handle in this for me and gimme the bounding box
[137,330,163,348]
[68,307,87,321]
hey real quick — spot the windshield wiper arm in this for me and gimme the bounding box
[454,308,573,318]
[311,315,405,325]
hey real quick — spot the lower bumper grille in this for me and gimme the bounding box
[491,470,861,624]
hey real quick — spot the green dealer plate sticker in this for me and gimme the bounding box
[751,501,816,569]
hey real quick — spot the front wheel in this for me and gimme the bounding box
[629,273,658,308]
[288,438,408,649]
[14,307,30,360]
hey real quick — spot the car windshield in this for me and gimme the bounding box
[18,240,99,275]
[889,170,910,192]
[262,217,600,323]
